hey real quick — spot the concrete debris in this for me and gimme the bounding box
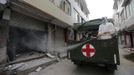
[35,67,42,72]
[6,63,26,70]
[3,63,26,75]
[56,58,61,62]
[46,53,56,58]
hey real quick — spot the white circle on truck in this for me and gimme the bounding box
[81,43,95,57]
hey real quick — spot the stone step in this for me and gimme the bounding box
[8,57,58,75]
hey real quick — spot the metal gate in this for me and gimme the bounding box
[9,11,48,53]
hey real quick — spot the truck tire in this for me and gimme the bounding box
[73,60,83,66]
[106,64,117,72]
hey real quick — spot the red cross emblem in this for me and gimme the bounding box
[81,43,95,57]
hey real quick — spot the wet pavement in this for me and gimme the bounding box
[29,49,134,75]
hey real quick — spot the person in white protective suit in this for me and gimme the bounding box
[98,17,116,39]
[0,0,7,4]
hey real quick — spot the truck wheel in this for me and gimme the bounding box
[106,64,117,72]
[73,61,83,66]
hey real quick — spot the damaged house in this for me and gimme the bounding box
[0,0,89,64]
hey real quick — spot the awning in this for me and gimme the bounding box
[77,19,103,31]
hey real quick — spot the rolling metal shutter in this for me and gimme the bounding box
[9,11,48,52]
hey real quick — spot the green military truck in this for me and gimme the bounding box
[67,19,120,71]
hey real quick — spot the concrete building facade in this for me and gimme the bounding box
[0,0,89,63]
[113,0,134,48]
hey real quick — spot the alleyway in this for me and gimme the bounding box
[28,49,134,75]
[1,0,134,75]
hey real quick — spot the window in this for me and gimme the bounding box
[120,10,125,22]
[77,15,80,23]
[73,9,79,22]
[125,4,131,18]
[49,0,54,3]
[130,0,134,15]
[124,7,127,19]
[81,18,85,23]
[49,0,71,15]
[55,0,61,7]
[49,0,62,7]
[63,1,66,11]
[73,9,85,23]
[61,0,71,16]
